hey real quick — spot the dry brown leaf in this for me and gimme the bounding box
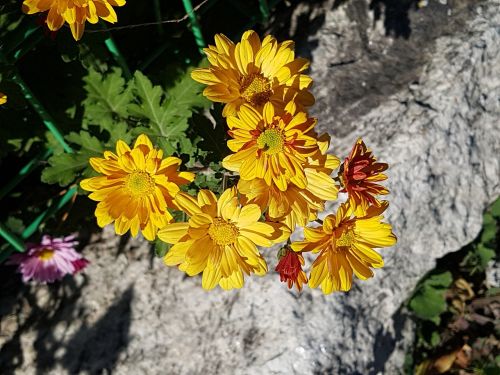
[434,348,460,373]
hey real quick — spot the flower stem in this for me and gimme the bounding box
[181,0,206,54]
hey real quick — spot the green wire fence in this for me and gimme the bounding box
[0,0,275,262]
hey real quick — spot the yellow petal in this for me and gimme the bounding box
[191,68,222,85]
[237,104,262,127]
[234,38,253,75]
[189,213,213,228]
[351,242,384,268]
[305,169,338,201]
[164,241,192,266]
[134,134,153,150]
[197,190,218,217]
[263,102,275,124]
[175,192,203,216]
[236,204,261,228]
[309,254,328,289]
[157,223,189,244]
[141,220,157,241]
[202,265,222,290]
[217,187,238,217]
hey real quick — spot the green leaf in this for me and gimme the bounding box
[490,198,500,219]
[41,131,104,186]
[82,67,132,129]
[166,67,210,110]
[128,70,209,155]
[483,364,500,375]
[66,131,104,154]
[129,71,188,138]
[423,271,453,288]
[409,285,448,324]
[476,244,495,269]
[481,213,497,245]
[486,287,500,297]
[5,217,25,235]
[154,240,170,258]
[107,121,133,146]
[430,331,441,347]
[42,153,89,186]
[408,272,452,323]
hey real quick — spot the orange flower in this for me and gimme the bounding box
[339,139,388,215]
[275,247,308,292]
[22,0,126,41]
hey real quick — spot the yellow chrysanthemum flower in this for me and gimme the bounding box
[80,134,194,241]
[291,202,397,294]
[222,101,329,191]
[191,30,314,117]
[238,154,340,229]
[22,0,126,41]
[158,187,290,290]
[0,92,6,105]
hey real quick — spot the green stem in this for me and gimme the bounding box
[101,23,132,79]
[0,149,52,201]
[4,24,41,59]
[153,0,164,35]
[13,32,45,61]
[258,0,271,22]
[10,72,73,154]
[0,223,25,253]
[181,0,206,54]
[104,37,132,79]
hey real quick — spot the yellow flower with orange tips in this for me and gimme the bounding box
[291,202,397,294]
[0,92,6,105]
[191,30,314,117]
[80,134,194,241]
[222,101,329,191]
[238,154,340,229]
[158,187,290,290]
[22,0,126,41]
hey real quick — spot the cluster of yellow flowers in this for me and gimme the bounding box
[81,30,397,293]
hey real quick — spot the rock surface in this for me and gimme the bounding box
[1,0,499,374]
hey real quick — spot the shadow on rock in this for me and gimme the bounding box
[369,307,407,374]
[369,0,418,39]
[0,270,89,374]
[271,0,326,60]
[61,286,133,374]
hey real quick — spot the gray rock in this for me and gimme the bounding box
[1,0,499,374]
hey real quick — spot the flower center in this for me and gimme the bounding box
[37,248,55,261]
[240,73,272,106]
[335,229,355,249]
[256,129,285,155]
[125,171,155,197]
[208,218,239,246]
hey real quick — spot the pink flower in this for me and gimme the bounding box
[8,235,89,284]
